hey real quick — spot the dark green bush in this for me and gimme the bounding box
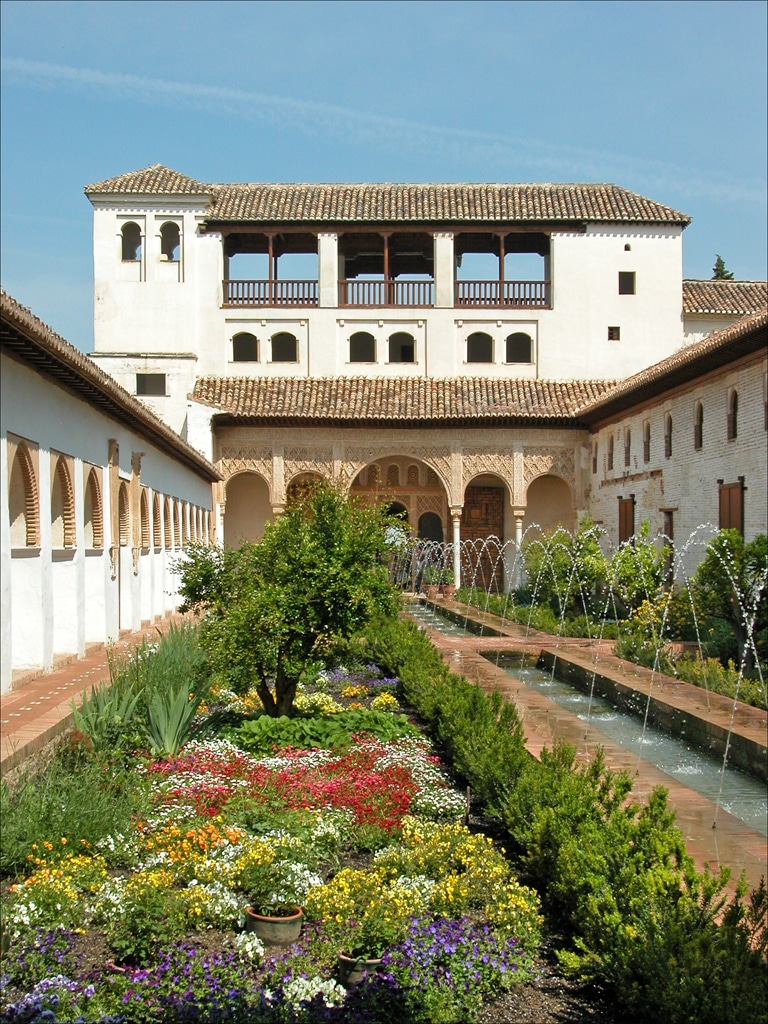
[232,708,417,752]
[503,742,767,1023]
[362,615,529,815]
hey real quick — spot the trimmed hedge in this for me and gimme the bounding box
[362,613,768,1024]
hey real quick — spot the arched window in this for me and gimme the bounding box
[388,332,415,363]
[694,402,704,450]
[664,414,673,458]
[153,494,162,548]
[368,464,380,486]
[466,332,493,363]
[407,464,419,485]
[349,331,376,362]
[271,332,298,363]
[52,457,75,548]
[387,464,400,486]
[84,468,104,548]
[121,222,142,261]
[727,390,738,440]
[173,500,181,547]
[624,428,631,467]
[140,489,151,549]
[233,332,259,362]
[506,332,533,363]
[643,421,651,463]
[9,443,39,547]
[164,496,172,549]
[607,435,614,471]
[118,482,130,547]
[160,222,180,261]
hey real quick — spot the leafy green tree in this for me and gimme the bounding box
[609,520,670,613]
[691,530,767,670]
[522,517,608,617]
[176,483,399,716]
[712,254,734,280]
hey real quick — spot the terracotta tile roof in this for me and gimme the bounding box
[578,309,768,424]
[0,291,220,481]
[84,165,210,195]
[85,166,689,226]
[683,279,767,316]
[192,376,616,425]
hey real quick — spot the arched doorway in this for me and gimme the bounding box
[524,474,574,535]
[462,474,509,591]
[418,511,443,542]
[223,472,272,545]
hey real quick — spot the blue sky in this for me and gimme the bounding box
[1,0,766,352]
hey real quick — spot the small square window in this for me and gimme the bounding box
[136,373,166,396]
[608,326,621,341]
[618,272,636,295]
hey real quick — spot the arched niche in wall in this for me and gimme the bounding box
[224,472,273,545]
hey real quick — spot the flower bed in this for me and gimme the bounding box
[1,663,541,1023]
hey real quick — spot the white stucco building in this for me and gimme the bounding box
[78,166,767,586]
[1,291,220,694]
[3,167,764,697]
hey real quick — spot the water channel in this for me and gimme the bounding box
[409,603,768,836]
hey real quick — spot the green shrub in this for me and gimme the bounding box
[233,708,417,753]
[0,751,151,876]
[503,743,767,1024]
[71,676,144,753]
[674,655,767,710]
[363,615,529,816]
[108,623,211,725]
[144,679,202,757]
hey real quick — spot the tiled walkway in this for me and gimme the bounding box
[0,612,194,772]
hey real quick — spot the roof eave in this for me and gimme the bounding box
[1,299,221,482]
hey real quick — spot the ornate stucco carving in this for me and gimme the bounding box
[523,447,576,491]
[217,446,273,484]
[461,448,515,493]
[284,447,334,482]
[416,493,446,518]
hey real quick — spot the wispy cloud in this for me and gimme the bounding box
[2,56,764,205]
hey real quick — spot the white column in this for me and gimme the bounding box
[433,232,455,308]
[514,509,525,588]
[451,509,462,588]
[317,232,339,308]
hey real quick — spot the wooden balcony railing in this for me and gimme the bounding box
[339,279,434,307]
[455,280,551,308]
[223,280,318,307]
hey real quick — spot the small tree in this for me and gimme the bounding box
[712,255,734,280]
[691,530,767,670]
[609,520,670,613]
[176,483,399,716]
[523,517,608,617]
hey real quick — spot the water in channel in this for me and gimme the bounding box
[409,603,768,836]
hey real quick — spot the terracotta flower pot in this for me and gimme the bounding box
[336,951,384,987]
[245,906,303,945]
[425,584,439,602]
[442,584,456,601]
